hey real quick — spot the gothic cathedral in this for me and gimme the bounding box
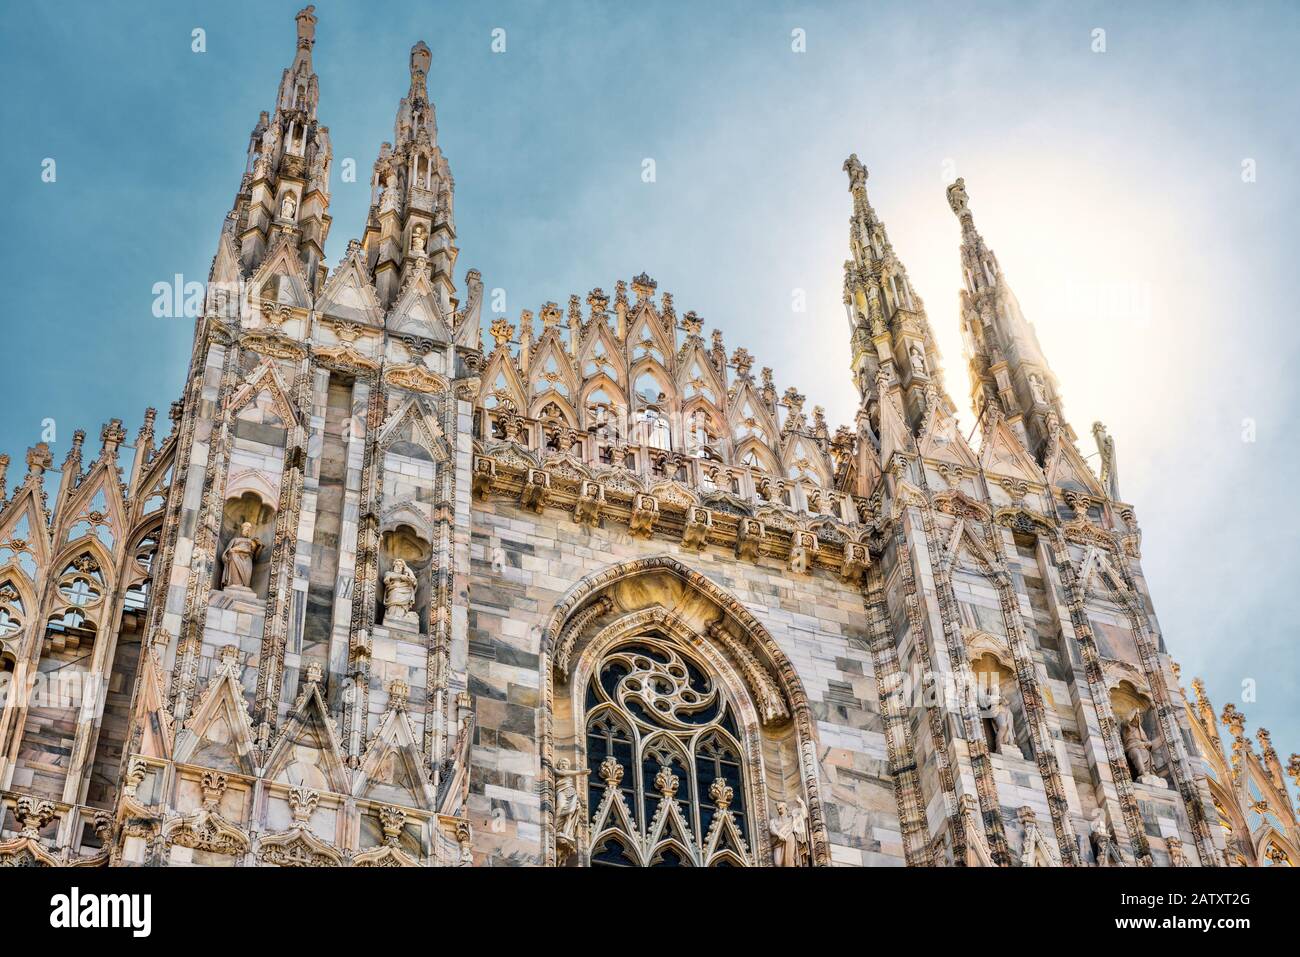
[1,7,1295,868]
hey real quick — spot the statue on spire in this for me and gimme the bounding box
[1092,421,1121,500]
[410,40,431,90]
[843,153,867,192]
[295,5,317,48]
[946,177,969,217]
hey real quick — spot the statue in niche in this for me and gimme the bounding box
[1028,373,1048,405]
[411,224,427,256]
[909,343,927,376]
[988,695,1019,755]
[552,759,589,854]
[1087,808,1122,865]
[1122,712,1155,780]
[769,798,810,867]
[490,545,507,574]
[221,521,262,592]
[280,192,298,220]
[383,558,418,625]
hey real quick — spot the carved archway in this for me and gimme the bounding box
[539,554,829,867]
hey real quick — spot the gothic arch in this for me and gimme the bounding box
[539,554,829,867]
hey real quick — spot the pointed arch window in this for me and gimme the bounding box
[584,343,619,381]
[583,637,753,867]
[0,543,37,581]
[636,409,672,451]
[124,533,160,612]
[0,582,24,636]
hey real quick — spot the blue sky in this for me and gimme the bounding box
[1,1,1297,762]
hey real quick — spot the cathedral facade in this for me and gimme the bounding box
[0,7,1295,868]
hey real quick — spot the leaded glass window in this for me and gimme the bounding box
[584,637,753,867]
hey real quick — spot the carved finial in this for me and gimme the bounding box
[731,347,754,380]
[379,805,407,846]
[630,272,657,302]
[200,770,229,808]
[289,784,319,824]
[709,778,733,810]
[388,678,410,711]
[25,443,52,483]
[217,645,240,676]
[14,796,57,838]
[539,301,563,329]
[137,407,157,448]
[99,419,127,460]
[64,429,85,471]
[0,453,8,501]
[1221,704,1246,739]
[654,765,679,799]
[1286,754,1300,790]
[599,756,624,788]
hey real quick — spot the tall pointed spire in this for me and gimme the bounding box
[362,40,458,313]
[841,155,952,440]
[225,5,333,286]
[946,177,1072,463]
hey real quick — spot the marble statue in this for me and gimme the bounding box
[990,696,1018,754]
[910,343,927,375]
[221,522,262,591]
[1122,712,1154,780]
[280,192,297,220]
[383,558,418,624]
[1028,372,1048,405]
[553,758,589,854]
[411,224,427,255]
[769,798,810,867]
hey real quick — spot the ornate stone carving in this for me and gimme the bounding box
[681,505,711,549]
[628,493,659,536]
[383,557,418,625]
[769,799,809,867]
[220,521,262,591]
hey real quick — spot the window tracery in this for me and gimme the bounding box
[124,533,159,612]
[583,637,752,867]
[0,581,24,637]
[45,555,104,652]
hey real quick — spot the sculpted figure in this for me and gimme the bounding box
[221,521,262,591]
[411,224,427,255]
[789,543,809,574]
[1122,713,1154,779]
[910,343,927,375]
[1028,372,1048,405]
[769,798,810,867]
[280,192,297,220]
[383,558,418,624]
[990,696,1018,753]
[553,758,589,851]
